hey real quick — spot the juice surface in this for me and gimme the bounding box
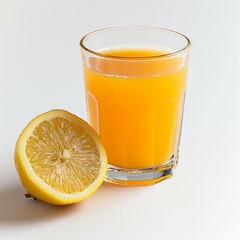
[83,48,188,169]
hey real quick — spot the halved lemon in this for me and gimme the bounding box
[14,109,107,205]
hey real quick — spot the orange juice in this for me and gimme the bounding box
[82,48,188,169]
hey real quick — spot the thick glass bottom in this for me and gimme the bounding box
[104,151,179,186]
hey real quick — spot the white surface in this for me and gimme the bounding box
[0,0,240,239]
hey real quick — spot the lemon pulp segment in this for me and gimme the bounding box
[26,117,101,194]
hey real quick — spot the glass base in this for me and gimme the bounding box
[104,151,179,186]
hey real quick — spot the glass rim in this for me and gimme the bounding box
[79,26,191,59]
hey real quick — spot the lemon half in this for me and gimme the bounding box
[14,109,107,205]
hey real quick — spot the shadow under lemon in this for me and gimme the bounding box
[0,184,79,224]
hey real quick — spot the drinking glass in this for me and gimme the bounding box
[80,26,191,186]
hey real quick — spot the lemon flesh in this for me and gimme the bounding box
[15,110,107,205]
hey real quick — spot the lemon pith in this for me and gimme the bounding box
[14,110,108,205]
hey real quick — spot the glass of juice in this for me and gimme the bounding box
[80,27,191,186]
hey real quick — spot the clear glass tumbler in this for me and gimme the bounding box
[80,27,191,186]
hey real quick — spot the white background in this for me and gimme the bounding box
[0,0,240,239]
